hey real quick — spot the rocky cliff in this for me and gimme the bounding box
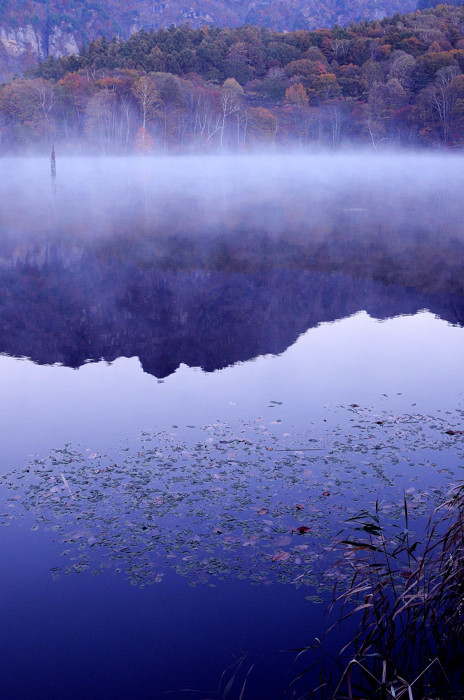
[0,24,79,79]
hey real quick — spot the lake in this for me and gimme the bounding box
[1,153,464,698]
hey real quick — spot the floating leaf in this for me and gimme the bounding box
[272,551,290,562]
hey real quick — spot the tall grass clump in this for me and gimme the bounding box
[302,484,464,699]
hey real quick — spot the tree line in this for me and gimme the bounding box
[3,5,464,152]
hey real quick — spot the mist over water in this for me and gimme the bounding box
[2,151,464,240]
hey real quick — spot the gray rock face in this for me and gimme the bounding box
[0,25,44,58]
[0,23,78,79]
[48,27,79,58]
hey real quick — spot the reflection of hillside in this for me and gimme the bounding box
[0,229,463,377]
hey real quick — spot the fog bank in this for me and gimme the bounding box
[1,152,464,242]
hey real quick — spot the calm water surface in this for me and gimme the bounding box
[1,154,464,698]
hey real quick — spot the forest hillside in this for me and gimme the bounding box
[0,0,422,79]
[2,5,464,150]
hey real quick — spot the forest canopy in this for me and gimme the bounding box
[2,5,464,151]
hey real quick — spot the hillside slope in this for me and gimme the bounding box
[0,0,416,79]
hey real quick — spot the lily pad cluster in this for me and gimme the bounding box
[0,403,463,589]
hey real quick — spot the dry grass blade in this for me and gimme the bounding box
[237,664,254,700]
[306,484,464,698]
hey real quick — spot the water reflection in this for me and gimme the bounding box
[1,193,463,376]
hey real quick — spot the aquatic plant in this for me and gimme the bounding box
[2,406,461,591]
[164,653,255,700]
[302,484,464,698]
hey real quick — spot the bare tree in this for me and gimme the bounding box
[429,66,461,142]
[85,89,119,153]
[28,79,56,124]
[220,78,243,148]
[133,76,160,129]
[28,78,56,144]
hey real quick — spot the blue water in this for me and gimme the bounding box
[1,154,464,698]
[2,528,328,699]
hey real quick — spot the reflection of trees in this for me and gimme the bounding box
[0,221,463,377]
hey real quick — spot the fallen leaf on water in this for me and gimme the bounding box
[272,551,290,562]
[277,536,292,546]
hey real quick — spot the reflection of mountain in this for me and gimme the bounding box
[1,231,464,377]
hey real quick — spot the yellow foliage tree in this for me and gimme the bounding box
[285,82,308,106]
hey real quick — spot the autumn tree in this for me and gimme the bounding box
[85,88,121,153]
[285,82,308,105]
[0,80,46,146]
[388,51,417,91]
[368,77,408,140]
[54,72,93,146]
[248,106,278,142]
[134,126,155,153]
